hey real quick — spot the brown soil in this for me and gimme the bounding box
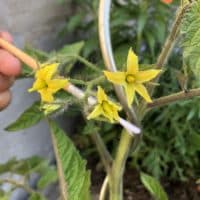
[88,158,200,200]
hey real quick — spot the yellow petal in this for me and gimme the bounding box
[127,48,139,75]
[38,89,54,102]
[48,79,68,93]
[136,70,161,83]
[111,108,120,121]
[97,86,108,103]
[108,100,122,111]
[87,105,102,120]
[29,79,46,92]
[134,83,152,102]
[36,63,59,81]
[104,71,125,85]
[124,83,135,107]
[102,110,115,123]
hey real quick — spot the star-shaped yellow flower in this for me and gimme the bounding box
[29,63,68,102]
[104,48,161,107]
[87,86,121,123]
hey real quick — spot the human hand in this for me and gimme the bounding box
[0,31,21,110]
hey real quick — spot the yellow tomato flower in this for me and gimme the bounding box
[87,86,121,123]
[104,48,161,107]
[29,63,68,102]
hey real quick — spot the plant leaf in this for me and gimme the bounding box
[56,41,84,74]
[29,193,46,200]
[0,157,48,175]
[5,102,44,132]
[140,172,168,200]
[181,1,200,85]
[49,120,91,200]
[37,168,58,189]
[189,133,200,151]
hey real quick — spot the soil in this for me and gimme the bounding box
[88,158,200,200]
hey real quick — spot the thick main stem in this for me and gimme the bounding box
[139,3,191,118]
[109,130,133,200]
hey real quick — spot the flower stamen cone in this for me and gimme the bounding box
[104,48,161,107]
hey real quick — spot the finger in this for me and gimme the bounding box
[0,73,14,91]
[0,49,21,76]
[0,31,13,43]
[0,90,11,110]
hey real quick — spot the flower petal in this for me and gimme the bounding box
[101,102,119,123]
[38,89,54,102]
[134,83,152,102]
[102,109,115,123]
[136,70,161,83]
[36,63,59,81]
[104,71,125,85]
[87,105,102,120]
[97,86,108,103]
[48,79,68,93]
[28,79,46,92]
[127,48,139,74]
[108,100,122,111]
[124,83,135,107]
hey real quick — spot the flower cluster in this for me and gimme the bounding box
[29,49,160,132]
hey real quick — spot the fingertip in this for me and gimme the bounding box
[0,31,13,43]
[0,90,11,111]
[0,50,21,76]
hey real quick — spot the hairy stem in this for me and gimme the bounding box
[109,130,133,200]
[0,178,38,195]
[156,4,191,69]
[148,88,200,109]
[139,3,191,118]
[91,132,113,173]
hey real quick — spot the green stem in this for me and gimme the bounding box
[139,3,191,118]
[156,3,190,69]
[75,55,101,73]
[148,88,200,109]
[69,78,87,85]
[0,178,39,195]
[87,75,105,85]
[52,54,101,73]
[109,130,133,200]
[91,132,113,173]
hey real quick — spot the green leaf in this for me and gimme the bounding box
[181,1,200,85]
[5,102,44,132]
[58,41,84,56]
[29,193,46,200]
[37,168,58,189]
[0,157,45,175]
[49,120,91,200]
[140,172,168,200]
[0,195,9,200]
[189,133,200,151]
[56,41,84,73]
[24,45,49,62]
